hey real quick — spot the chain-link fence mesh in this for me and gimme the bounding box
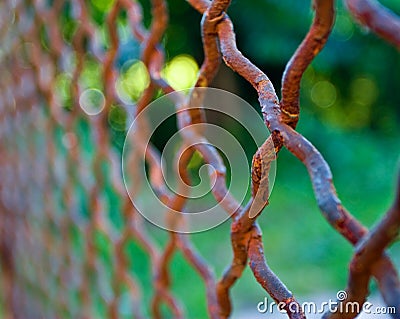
[0,0,399,318]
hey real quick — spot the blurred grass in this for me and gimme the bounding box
[128,106,400,318]
[3,0,399,317]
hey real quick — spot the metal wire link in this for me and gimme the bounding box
[0,0,399,318]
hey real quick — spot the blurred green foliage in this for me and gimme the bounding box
[140,0,400,317]
[52,0,400,317]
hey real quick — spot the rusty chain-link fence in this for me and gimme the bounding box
[0,0,400,318]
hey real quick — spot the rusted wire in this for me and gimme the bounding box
[344,0,400,50]
[0,0,399,318]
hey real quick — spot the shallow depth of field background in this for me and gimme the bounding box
[111,0,400,316]
[129,0,400,316]
[3,0,400,317]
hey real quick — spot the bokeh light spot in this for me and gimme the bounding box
[108,105,127,131]
[350,77,378,106]
[116,60,150,104]
[333,14,354,41]
[62,132,78,149]
[79,88,105,115]
[311,81,337,108]
[55,73,72,108]
[80,60,102,89]
[345,102,371,128]
[162,55,199,91]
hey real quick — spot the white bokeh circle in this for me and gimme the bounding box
[79,88,105,115]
